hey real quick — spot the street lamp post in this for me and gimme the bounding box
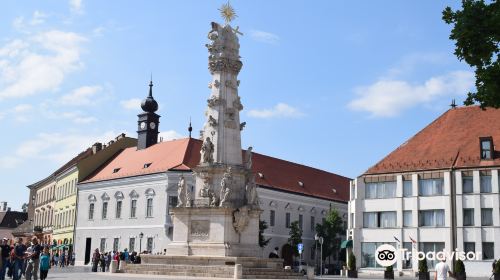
[314,234,319,275]
[139,232,144,253]
[319,237,324,276]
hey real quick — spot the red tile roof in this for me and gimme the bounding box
[82,138,350,202]
[365,106,500,175]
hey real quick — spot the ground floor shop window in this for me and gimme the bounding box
[419,242,445,269]
[361,242,396,268]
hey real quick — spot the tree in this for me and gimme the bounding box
[315,208,344,262]
[442,0,500,108]
[288,221,303,256]
[258,220,271,248]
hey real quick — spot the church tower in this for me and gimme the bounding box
[137,80,160,150]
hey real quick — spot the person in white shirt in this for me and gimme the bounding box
[435,258,451,280]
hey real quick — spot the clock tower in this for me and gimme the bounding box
[137,80,160,150]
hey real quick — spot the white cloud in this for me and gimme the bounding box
[60,85,103,106]
[0,30,87,100]
[13,104,33,113]
[120,98,142,110]
[158,130,185,141]
[249,30,280,44]
[0,130,119,168]
[348,70,475,118]
[248,103,304,119]
[69,0,84,14]
[30,11,47,25]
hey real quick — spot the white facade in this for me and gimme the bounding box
[75,171,347,265]
[348,169,500,277]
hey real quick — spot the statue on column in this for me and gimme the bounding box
[200,176,211,197]
[177,175,187,207]
[244,146,253,169]
[200,137,214,164]
[219,167,233,207]
[245,175,258,207]
[186,185,193,207]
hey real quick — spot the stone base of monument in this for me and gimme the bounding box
[123,255,304,279]
[166,207,261,257]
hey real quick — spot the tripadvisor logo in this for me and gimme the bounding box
[375,244,480,266]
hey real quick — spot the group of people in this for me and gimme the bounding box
[0,237,51,280]
[90,248,141,272]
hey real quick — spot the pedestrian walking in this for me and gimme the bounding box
[0,238,11,280]
[39,247,50,280]
[12,238,27,280]
[25,237,41,280]
[91,249,99,272]
[104,253,111,272]
[99,254,105,272]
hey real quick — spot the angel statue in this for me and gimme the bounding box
[177,175,187,207]
[244,146,253,169]
[245,175,258,207]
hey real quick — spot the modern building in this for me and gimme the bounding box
[75,83,350,266]
[0,202,28,240]
[348,106,500,278]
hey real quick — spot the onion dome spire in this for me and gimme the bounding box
[141,78,158,113]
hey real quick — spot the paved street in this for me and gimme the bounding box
[42,266,491,280]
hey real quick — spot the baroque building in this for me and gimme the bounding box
[348,106,500,278]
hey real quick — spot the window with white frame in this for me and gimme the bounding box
[481,208,493,226]
[129,238,135,252]
[102,202,108,219]
[146,198,153,217]
[482,242,494,259]
[130,199,137,218]
[269,210,275,227]
[310,216,315,232]
[480,174,492,193]
[418,178,443,196]
[365,181,396,199]
[462,176,473,193]
[419,209,445,226]
[285,212,291,228]
[298,214,303,230]
[463,208,474,226]
[116,201,122,219]
[464,242,475,254]
[363,211,397,228]
[113,238,119,252]
[89,203,95,220]
[403,211,412,227]
[147,237,153,252]
[100,238,106,252]
[403,180,412,197]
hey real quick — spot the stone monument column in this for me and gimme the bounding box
[166,10,261,258]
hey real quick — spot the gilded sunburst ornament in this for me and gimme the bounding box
[219,1,237,24]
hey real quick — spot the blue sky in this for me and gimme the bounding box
[0,1,473,210]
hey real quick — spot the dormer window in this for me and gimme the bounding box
[113,168,121,173]
[480,137,493,160]
[143,163,152,169]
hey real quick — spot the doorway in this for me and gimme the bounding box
[84,238,91,265]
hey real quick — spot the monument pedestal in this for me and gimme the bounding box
[166,207,261,257]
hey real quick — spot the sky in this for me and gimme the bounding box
[0,0,473,210]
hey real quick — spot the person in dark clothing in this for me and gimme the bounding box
[25,237,41,280]
[0,238,11,280]
[99,254,105,272]
[268,247,280,258]
[91,249,99,272]
[12,238,27,280]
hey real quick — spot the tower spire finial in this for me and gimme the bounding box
[450,99,457,109]
[188,117,193,139]
[149,74,153,97]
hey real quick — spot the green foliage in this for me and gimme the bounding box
[454,259,465,274]
[442,0,500,108]
[314,208,344,261]
[494,259,500,274]
[418,257,428,273]
[288,221,303,256]
[385,265,393,272]
[258,220,271,248]
[348,252,356,271]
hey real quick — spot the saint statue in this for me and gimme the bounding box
[219,167,232,207]
[245,175,258,207]
[200,137,214,164]
[245,146,253,169]
[177,175,187,207]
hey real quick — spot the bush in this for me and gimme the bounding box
[418,257,428,273]
[454,259,465,274]
[348,252,356,271]
[494,259,500,274]
[385,265,393,272]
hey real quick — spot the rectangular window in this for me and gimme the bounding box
[463,208,474,226]
[270,210,275,227]
[363,211,396,228]
[146,198,153,217]
[462,176,473,193]
[310,216,315,232]
[285,212,291,228]
[481,208,493,226]
[403,211,412,227]
[147,237,153,252]
[480,138,493,160]
[116,201,122,219]
[365,181,396,199]
[361,242,396,268]
[403,180,412,197]
[298,214,303,230]
[420,242,445,269]
[419,209,445,227]
[418,178,443,196]
[102,202,108,219]
[113,238,119,252]
[482,242,494,259]
[89,203,94,220]
[100,238,106,252]
[464,242,475,254]
[480,175,492,193]
[168,196,178,208]
[129,238,135,252]
[402,242,412,269]
[130,199,137,218]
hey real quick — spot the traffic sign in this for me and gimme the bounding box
[297,243,303,253]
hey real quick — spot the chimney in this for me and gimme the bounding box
[115,133,126,141]
[108,140,115,146]
[92,142,103,154]
[0,202,7,212]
